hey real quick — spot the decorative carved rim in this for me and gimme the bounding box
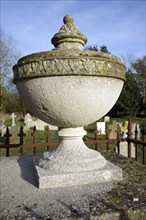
[13,55,126,83]
[13,15,126,83]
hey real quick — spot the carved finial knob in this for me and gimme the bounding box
[63,15,74,24]
[51,15,87,49]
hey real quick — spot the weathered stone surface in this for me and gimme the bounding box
[32,128,121,189]
[12,15,125,190]
[15,76,123,127]
[51,15,87,49]
[90,212,120,220]
[13,16,125,129]
[13,15,125,83]
[0,151,146,219]
[13,51,125,82]
[34,158,122,189]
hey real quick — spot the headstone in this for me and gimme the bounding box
[132,123,140,139]
[24,113,34,127]
[48,124,58,130]
[120,121,128,138]
[108,121,117,139]
[34,119,47,130]
[0,120,5,136]
[10,113,16,126]
[24,114,58,131]
[104,116,110,123]
[34,119,58,131]
[116,142,135,158]
[1,126,7,136]
[97,122,105,134]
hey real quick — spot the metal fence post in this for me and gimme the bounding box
[4,127,12,157]
[32,126,37,155]
[18,126,26,156]
[126,118,132,158]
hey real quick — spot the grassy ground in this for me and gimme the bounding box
[0,129,58,157]
[0,117,146,164]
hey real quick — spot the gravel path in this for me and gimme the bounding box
[0,152,146,220]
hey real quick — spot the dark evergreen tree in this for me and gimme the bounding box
[85,45,98,51]
[85,45,110,53]
[109,70,143,117]
[132,57,146,115]
[100,45,110,54]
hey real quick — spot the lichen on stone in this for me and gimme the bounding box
[13,15,126,84]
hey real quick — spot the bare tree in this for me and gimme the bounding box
[0,29,21,110]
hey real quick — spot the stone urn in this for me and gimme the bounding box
[13,15,125,188]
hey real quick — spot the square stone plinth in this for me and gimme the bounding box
[33,156,122,189]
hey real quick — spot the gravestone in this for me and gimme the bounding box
[10,113,16,126]
[119,122,140,139]
[132,123,140,139]
[24,114,58,131]
[34,119,58,130]
[104,116,110,123]
[116,122,140,158]
[34,119,47,130]
[108,121,117,139]
[48,124,58,130]
[0,120,4,136]
[96,122,105,134]
[120,121,128,138]
[24,113,34,127]
[1,126,7,136]
[117,142,135,158]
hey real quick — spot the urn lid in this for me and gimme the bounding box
[51,15,87,49]
[13,15,126,83]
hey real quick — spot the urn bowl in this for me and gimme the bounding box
[13,15,125,128]
[13,50,125,127]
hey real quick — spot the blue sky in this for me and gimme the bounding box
[1,0,146,61]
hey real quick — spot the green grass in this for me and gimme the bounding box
[0,117,146,164]
[0,128,59,157]
[4,117,26,127]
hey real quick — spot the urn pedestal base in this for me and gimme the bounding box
[33,127,122,189]
[34,158,122,189]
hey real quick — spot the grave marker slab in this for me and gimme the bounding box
[10,113,16,126]
[24,113,34,127]
[108,121,117,139]
[97,122,105,134]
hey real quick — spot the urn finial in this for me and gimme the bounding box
[63,15,74,24]
[51,15,87,49]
